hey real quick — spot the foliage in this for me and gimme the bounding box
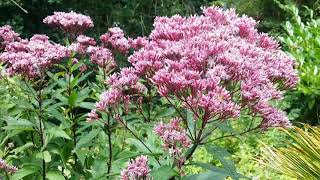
[218,0,320,36]
[277,2,320,124]
[260,125,320,179]
[185,128,293,179]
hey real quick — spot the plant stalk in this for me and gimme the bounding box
[38,85,46,180]
[106,113,112,176]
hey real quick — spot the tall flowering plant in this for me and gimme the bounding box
[0,5,297,180]
[92,6,297,179]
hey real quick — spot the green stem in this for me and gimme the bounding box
[103,68,113,176]
[38,85,46,180]
[67,63,77,164]
[185,122,205,161]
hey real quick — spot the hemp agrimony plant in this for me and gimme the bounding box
[0,6,297,180]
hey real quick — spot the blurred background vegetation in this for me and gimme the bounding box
[1,0,320,179]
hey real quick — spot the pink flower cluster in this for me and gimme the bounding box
[87,46,115,68]
[0,25,21,51]
[0,159,18,174]
[125,6,298,127]
[0,34,69,78]
[68,34,115,69]
[77,35,96,46]
[43,11,93,34]
[154,118,191,156]
[87,109,99,122]
[128,37,149,50]
[90,67,146,118]
[100,27,131,54]
[120,155,151,180]
[100,27,148,54]
[253,101,290,128]
[69,35,96,54]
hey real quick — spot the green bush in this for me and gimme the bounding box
[278,2,320,124]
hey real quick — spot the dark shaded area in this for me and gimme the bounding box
[0,0,210,40]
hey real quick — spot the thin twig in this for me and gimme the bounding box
[165,96,194,141]
[201,126,261,145]
[10,0,28,13]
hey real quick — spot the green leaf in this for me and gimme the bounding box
[190,162,247,179]
[78,102,95,109]
[183,171,228,180]
[43,151,52,163]
[13,142,34,154]
[75,128,101,150]
[151,165,178,180]
[36,151,52,163]
[126,138,150,153]
[11,167,38,180]
[217,121,236,134]
[47,108,65,122]
[68,91,78,107]
[47,171,65,180]
[91,158,108,179]
[156,107,175,118]
[206,144,245,180]
[76,87,91,104]
[3,117,35,131]
[191,162,229,174]
[74,71,92,86]
[47,127,71,140]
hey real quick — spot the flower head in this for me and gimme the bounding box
[0,159,18,174]
[87,46,115,68]
[120,156,151,180]
[0,34,69,78]
[87,109,99,122]
[43,11,93,34]
[154,118,191,156]
[126,6,298,128]
[0,25,21,51]
[100,27,130,54]
[77,35,96,46]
